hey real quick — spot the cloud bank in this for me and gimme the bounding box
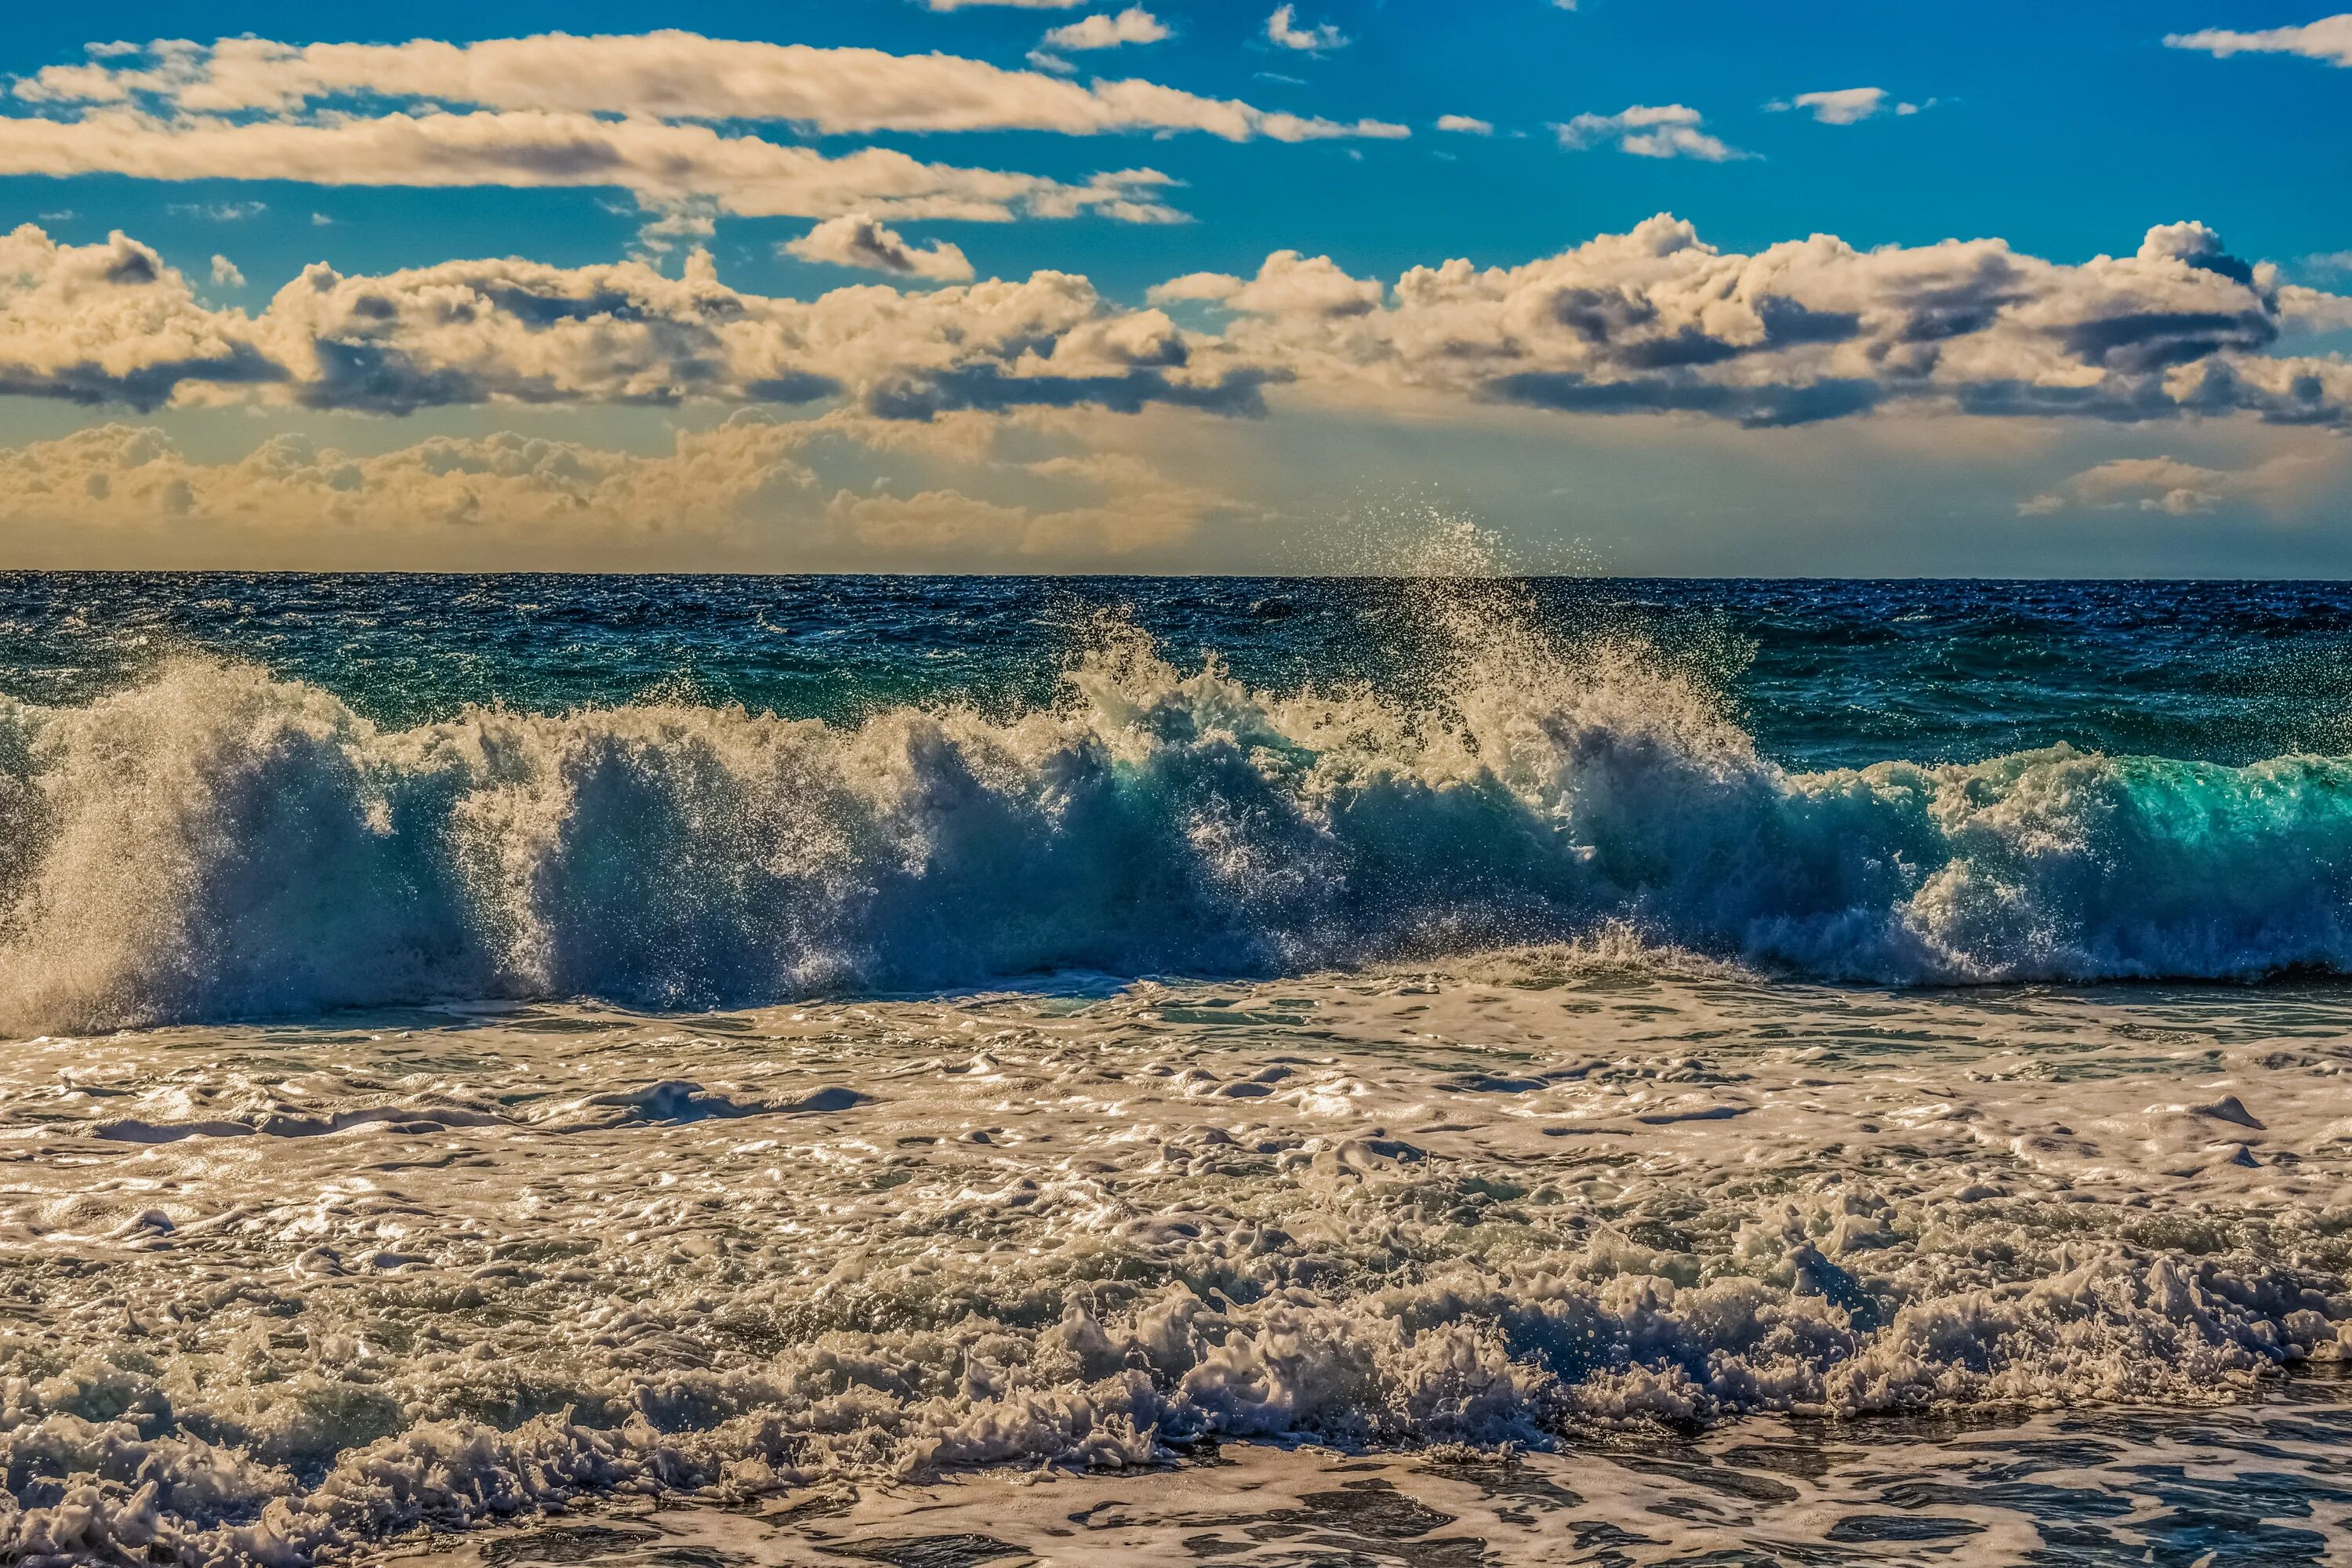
[9,32,1403,142]
[1160,217,2352,428]
[0,415,1235,562]
[0,31,1410,228]
[0,111,1187,225]
[4,216,2348,432]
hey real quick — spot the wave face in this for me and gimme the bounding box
[7,587,2352,1031]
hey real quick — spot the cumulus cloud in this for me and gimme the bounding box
[208,254,243,289]
[1436,114,1494,135]
[1149,250,1384,316]
[1040,9,1171,51]
[784,214,976,282]
[1555,105,1748,161]
[8,32,1400,143]
[2281,281,2352,332]
[0,222,1272,418]
[1172,215,2352,430]
[1266,6,1348,52]
[1773,87,1918,124]
[0,225,285,407]
[2165,16,2352,67]
[8,216,2351,435]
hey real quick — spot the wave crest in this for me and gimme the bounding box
[7,605,2352,1030]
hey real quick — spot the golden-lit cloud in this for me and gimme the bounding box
[0,411,1240,564]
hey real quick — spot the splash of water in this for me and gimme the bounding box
[5,580,2352,1031]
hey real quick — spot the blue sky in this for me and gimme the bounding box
[1,1,2348,572]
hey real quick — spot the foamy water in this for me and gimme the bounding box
[7,573,2352,1563]
[7,967,2352,1563]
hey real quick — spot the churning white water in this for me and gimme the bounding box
[7,962,2352,1563]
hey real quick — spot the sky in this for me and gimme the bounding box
[0,0,2349,575]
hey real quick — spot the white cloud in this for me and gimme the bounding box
[1,34,1414,226]
[1266,5,1348,52]
[9,32,1399,143]
[1040,9,1171,51]
[784,213,976,282]
[209,254,243,288]
[8,216,2351,437]
[2281,281,2352,332]
[1149,249,1383,315]
[0,110,1189,224]
[1777,87,1918,125]
[0,222,1272,418]
[1436,114,1494,135]
[632,198,720,256]
[2166,16,2352,67]
[1159,215,2352,430]
[1556,104,1748,161]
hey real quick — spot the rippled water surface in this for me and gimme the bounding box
[403,1388,2352,1566]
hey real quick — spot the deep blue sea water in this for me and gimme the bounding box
[9,574,2352,768]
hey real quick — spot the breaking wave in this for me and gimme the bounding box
[7,590,2352,1032]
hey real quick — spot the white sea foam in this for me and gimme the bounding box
[3,972,2350,1563]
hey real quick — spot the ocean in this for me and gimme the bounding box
[5,569,2352,1565]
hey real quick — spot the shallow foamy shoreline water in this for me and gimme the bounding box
[382,1389,2352,1567]
[9,963,2352,1564]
